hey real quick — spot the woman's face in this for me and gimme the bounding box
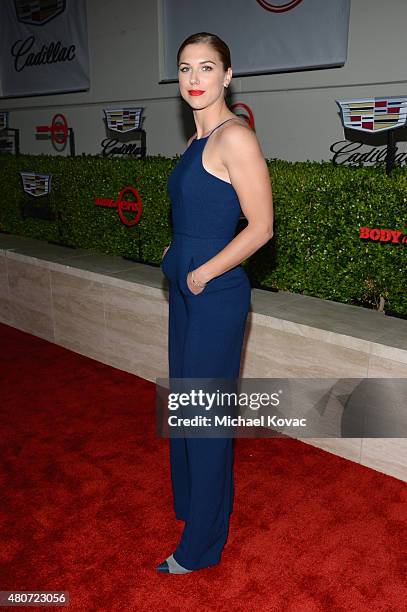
[178,42,231,109]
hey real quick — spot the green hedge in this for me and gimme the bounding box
[0,153,406,316]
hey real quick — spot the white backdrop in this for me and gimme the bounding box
[0,0,90,97]
[160,0,351,82]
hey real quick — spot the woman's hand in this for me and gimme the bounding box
[186,270,206,295]
[162,244,171,260]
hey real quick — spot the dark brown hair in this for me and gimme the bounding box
[177,32,231,72]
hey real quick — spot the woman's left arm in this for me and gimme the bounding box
[194,125,274,285]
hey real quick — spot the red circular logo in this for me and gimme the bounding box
[51,114,68,144]
[117,186,142,227]
[256,0,303,13]
[230,103,255,130]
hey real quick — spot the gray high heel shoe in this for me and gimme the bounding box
[156,554,193,574]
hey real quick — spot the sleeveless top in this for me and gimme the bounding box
[163,118,250,297]
[167,118,243,241]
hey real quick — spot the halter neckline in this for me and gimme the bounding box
[193,118,236,142]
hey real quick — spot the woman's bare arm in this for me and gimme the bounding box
[194,125,274,284]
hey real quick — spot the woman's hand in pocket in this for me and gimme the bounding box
[186,270,206,295]
[162,244,171,260]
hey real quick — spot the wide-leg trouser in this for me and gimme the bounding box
[165,250,251,570]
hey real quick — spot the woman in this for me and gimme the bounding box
[158,32,274,574]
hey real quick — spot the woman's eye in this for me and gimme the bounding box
[179,66,212,72]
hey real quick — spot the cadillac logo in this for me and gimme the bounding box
[336,97,407,133]
[256,0,304,12]
[14,0,66,25]
[0,112,9,132]
[20,172,52,197]
[104,108,144,133]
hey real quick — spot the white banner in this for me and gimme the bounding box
[0,0,90,97]
[161,0,350,81]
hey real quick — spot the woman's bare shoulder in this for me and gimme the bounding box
[219,117,259,149]
[228,116,251,130]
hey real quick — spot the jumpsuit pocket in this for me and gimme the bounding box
[180,257,247,297]
[180,256,207,297]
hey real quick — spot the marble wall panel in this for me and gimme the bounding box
[51,268,105,361]
[103,282,168,381]
[7,255,53,341]
[0,255,12,325]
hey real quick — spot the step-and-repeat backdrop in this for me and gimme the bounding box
[0,0,90,97]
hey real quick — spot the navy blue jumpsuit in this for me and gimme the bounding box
[160,118,252,570]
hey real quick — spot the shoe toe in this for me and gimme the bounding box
[156,560,170,573]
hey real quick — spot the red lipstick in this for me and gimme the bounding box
[189,90,205,96]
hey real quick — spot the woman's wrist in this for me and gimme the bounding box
[193,266,212,285]
[191,270,206,289]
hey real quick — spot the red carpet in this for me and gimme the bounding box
[0,322,406,611]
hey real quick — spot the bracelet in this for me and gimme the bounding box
[191,270,207,288]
